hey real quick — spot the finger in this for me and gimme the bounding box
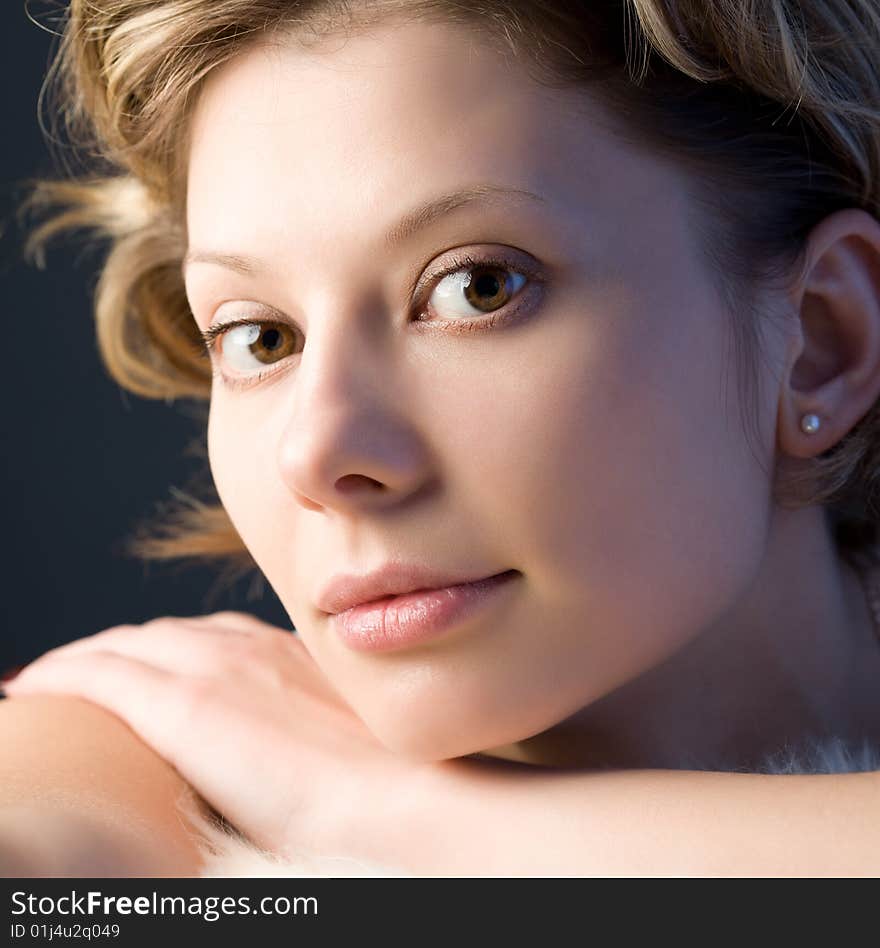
[14,619,353,716]
[3,648,296,775]
[1,651,299,838]
[189,611,295,637]
[34,611,287,663]
[18,616,283,680]
[2,651,187,755]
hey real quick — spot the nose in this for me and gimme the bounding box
[276,318,433,514]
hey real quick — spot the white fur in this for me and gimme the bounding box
[755,735,880,775]
[179,802,408,878]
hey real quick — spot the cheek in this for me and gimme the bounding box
[206,395,284,571]
[509,293,774,671]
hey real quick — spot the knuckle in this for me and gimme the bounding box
[221,634,269,666]
[203,610,249,623]
[169,675,220,723]
[141,615,186,631]
[96,623,139,636]
[186,611,251,632]
[210,610,279,631]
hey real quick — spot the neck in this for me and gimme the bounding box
[481,505,880,771]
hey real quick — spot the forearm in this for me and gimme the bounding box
[373,758,880,877]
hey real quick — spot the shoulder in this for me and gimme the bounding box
[0,693,181,805]
[0,694,207,875]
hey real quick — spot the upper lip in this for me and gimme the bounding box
[316,563,513,615]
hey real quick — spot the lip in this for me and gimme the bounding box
[330,570,519,652]
[316,562,517,615]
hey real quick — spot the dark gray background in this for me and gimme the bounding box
[1,6,289,672]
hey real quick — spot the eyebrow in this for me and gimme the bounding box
[182,184,546,276]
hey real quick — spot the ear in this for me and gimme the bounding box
[777,208,880,460]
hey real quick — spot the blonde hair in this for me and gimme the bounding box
[21,0,880,572]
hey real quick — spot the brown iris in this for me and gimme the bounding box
[246,324,298,365]
[462,265,514,312]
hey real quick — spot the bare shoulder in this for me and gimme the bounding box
[0,693,186,808]
[0,694,208,875]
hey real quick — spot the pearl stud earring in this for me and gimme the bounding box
[800,413,822,434]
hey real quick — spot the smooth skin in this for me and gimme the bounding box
[0,694,205,877]
[4,624,880,876]
[5,17,880,875]
[183,18,880,769]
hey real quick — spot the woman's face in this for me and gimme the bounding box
[183,19,780,760]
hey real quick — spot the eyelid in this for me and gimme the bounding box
[199,316,265,353]
[198,301,280,351]
[199,245,546,384]
[415,245,545,301]
[200,246,540,326]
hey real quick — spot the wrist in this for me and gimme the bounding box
[289,755,453,876]
[330,753,510,877]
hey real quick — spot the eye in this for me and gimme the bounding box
[198,249,544,389]
[419,252,536,328]
[207,320,299,375]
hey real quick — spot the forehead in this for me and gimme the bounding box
[184,18,687,272]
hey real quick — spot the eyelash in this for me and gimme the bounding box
[197,250,544,391]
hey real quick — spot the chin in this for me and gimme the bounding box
[367,718,492,763]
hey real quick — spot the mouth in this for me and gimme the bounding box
[316,563,519,616]
[350,569,519,608]
[329,569,520,653]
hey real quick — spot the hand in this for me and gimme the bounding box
[2,612,428,864]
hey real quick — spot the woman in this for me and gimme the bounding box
[4,0,880,876]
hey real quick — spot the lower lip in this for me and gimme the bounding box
[332,570,519,652]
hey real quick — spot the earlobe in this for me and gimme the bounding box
[777,207,880,460]
[799,413,822,435]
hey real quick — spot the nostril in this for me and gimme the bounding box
[336,474,385,493]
